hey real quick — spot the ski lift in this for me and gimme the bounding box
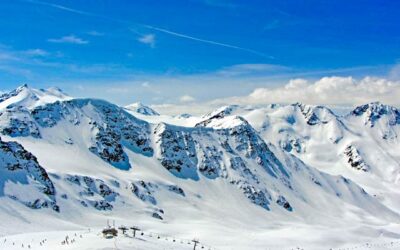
[102,220,118,239]
[102,228,118,239]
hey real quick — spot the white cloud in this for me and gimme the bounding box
[179,95,196,103]
[150,103,214,116]
[0,51,19,61]
[284,78,308,89]
[57,65,399,115]
[48,73,400,117]
[0,65,33,78]
[221,76,400,106]
[107,87,131,93]
[156,75,400,113]
[146,76,400,115]
[23,49,49,57]
[138,34,155,47]
[217,64,290,76]
[141,81,150,88]
[48,35,88,44]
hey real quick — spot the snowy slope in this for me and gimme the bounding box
[195,102,400,215]
[0,85,400,249]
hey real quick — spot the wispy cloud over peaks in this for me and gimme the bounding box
[217,64,290,76]
[144,75,400,116]
[138,34,156,47]
[235,76,400,106]
[141,81,150,88]
[180,95,196,103]
[48,35,88,44]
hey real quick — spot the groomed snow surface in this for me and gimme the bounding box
[2,227,400,250]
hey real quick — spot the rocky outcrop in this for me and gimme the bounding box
[0,107,41,138]
[65,175,118,211]
[276,195,292,211]
[131,181,157,205]
[0,137,58,211]
[89,124,131,170]
[226,119,289,179]
[154,123,198,179]
[294,103,336,126]
[351,102,400,127]
[230,180,270,210]
[197,145,226,179]
[344,145,369,172]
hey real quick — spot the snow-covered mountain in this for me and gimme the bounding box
[125,102,160,116]
[1,85,400,250]
[0,84,71,111]
[192,102,400,214]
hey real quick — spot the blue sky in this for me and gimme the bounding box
[0,0,400,106]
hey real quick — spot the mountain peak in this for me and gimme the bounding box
[292,103,336,125]
[125,102,160,116]
[16,83,29,90]
[7,83,31,96]
[195,105,240,127]
[351,102,400,127]
[0,84,71,110]
[352,102,399,116]
[201,105,239,119]
[197,114,249,129]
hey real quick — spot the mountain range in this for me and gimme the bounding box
[1,84,400,249]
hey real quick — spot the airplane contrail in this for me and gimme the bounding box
[25,0,94,16]
[22,0,273,59]
[143,25,273,59]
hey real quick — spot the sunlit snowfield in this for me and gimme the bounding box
[2,227,400,250]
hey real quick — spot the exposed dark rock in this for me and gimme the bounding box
[276,195,293,211]
[344,145,369,172]
[0,137,58,211]
[131,181,157,205]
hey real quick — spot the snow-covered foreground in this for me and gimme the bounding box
[1,85,400,249]
[1,226,400,250]
[0,229,200,250]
